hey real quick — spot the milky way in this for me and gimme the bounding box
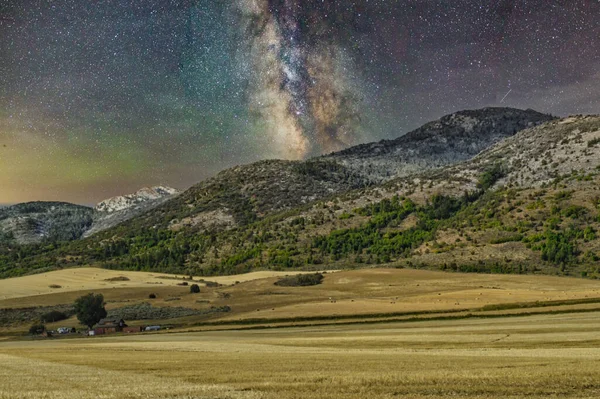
[1,0,599,203]
[238,0,363,158]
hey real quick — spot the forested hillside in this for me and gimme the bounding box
[2,112,599,280]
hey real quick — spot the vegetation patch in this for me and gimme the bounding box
[0,305,74,326]
[103,276,130,282]
[40,310,69,323]
[107,302,230,320]
[275,273,324,287]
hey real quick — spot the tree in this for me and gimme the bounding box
[74,293,107,329]
[190,284,200,293]
[29,323,45,335]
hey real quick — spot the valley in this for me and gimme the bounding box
[3,2,598,397]
[2,308,600,398]
[3,267,600,334]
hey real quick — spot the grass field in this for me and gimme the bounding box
[3,267,600,334]
[0,268,320,301]
[3,268,600,397]
[2,311,600,398]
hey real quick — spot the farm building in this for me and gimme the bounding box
[93,318,127,335]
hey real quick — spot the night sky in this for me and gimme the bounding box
[1,0,599,204]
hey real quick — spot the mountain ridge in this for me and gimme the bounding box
[7,107,598,280]
[0,185,180,245]
[95,186,180,213]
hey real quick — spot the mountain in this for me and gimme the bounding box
[7,108,599,281]
[95,186,179,213]
[0,186,180,245]
[84,186,180,238]
[0,202,93,245]
[325,107,554,182]
[0,108,550,248]
[81,107,553,237]
[64,113,597,278]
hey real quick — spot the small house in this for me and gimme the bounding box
[94,318,127,335]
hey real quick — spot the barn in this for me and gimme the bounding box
[93,318,127,335]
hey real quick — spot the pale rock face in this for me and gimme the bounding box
[324,107,555,183]
[95,186,180,213]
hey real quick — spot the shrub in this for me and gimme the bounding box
[478,164,506,191]
[40,310,68,323]
[275,273,324,287]
[587,137,600,147]
[190,284,200,293]
[103,276,130,282]
[29,323,45,335]
[540,231,577,264]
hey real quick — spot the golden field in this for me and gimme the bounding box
[3,268,600,397]
[0,267,319,301]
[3,267,600,326]
[2,311,600,398]
[3,267,600,337]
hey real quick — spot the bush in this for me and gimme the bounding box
[148,293,156,299]
[587,137,600,147]
[190,284,200,293]
[29,323,45,335]
[40,310,68,323]
[275,273,324,287]
[478,164,505,191]
[103,276,130,282]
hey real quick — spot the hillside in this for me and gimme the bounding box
[0,202,94,245]
[52,107,556,236]
[6,109,600,280]
[0,186,179,245]
[325,107,554,182]
[308,114,600,276]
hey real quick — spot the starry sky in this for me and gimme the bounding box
[1,0,599,204]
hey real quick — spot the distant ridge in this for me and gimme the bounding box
[95,186,180,213]
[0,186,180,244]
[325,107,555,182]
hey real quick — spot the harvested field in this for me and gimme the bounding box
[0,268,326,302]
[3,268,600,334]
[2,311,600,398]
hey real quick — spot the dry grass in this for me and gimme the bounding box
[3,268,600,397]
[4,268,600,333]
[2,311,600,398]
[0,268,325,302]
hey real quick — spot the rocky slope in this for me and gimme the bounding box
[82,107,553,237]
[0,186,180,244]
[83,186,180,238]
[0,202,93,245]
[380,114,600,199]
[325,107,554,182]
[95,186,179,213]
[7,108,596,280]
